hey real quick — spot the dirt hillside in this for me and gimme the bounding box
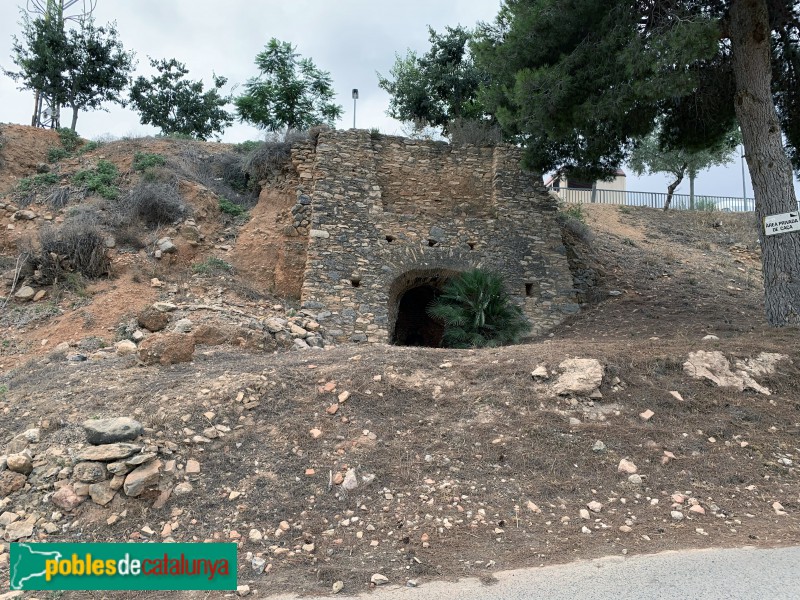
[0,125,798,598]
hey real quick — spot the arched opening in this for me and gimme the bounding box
[393,285,445,347]
[388,268,461,347]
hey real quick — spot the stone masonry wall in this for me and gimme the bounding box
[293,130,578,344]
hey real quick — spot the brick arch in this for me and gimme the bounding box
[387,268,462,346]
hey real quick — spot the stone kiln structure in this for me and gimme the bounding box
[288,130,578,345]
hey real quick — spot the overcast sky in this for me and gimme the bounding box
[1,0,795,200]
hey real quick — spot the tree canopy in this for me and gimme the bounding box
[628,128,741,209]
[473,0,800,326]
[378,25,487,134]
[235,39,342,132]
[6,9,133,131]
[129,58,233,140]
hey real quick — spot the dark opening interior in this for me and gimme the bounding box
[392,285,445,347]
[525,283,534,296]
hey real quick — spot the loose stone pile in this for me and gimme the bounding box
[0,416,203,547]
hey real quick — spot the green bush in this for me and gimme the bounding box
[57,128,81,152]
[47,147,69,163]
[427,269,531,348]
[16,172,59,192]
[72,160,120,200]
[78,140,102,154]
[132,152,167,172]
[219,196,247,216]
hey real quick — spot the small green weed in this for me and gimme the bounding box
[369,127,381,140]
[622,238,637,247]
[57,128,81,152]
[618,205,633,215]
[191,257,233,275]
[47,147,69,163]
[0,384,7,399]
[132,152,166,172]
[219,197,247,217]
[72,160,120,200]
[562,203,585,222]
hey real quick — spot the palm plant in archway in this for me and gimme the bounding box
[427,269,531,348]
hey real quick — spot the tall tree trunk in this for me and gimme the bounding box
[664,165,686,211]
[689,172,695,211]
[730,0,800,325]
[70,105,79,131]
[31,90,41,126]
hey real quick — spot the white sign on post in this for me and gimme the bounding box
[764,211,800,236]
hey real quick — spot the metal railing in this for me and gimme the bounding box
[551,187,754,212]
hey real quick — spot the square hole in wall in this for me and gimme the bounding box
[525,283,534,297]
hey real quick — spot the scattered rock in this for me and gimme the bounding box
[639,409,655,421]
[669,391,684,402]
[174,482,193,495]
[617,458,638,475]
[6,453,33,475]
[51,485,84,511]
[671,511,685,521]
[173,318,193,333]
[114,340,137,355]
[587,501,603,513]
[592,440,606,453]
[552,358,604,396]
[83,418,144,444]
[773,502,787,516]
[138,333,195,365]
[0,471,26,496]
[88,481,116,506]
[186,459,201,475]
[123,460,162,497]
[75,443,141,462]
[371,573,389,586]
[531,365,549,380]
[13,286,35,302]
[628,474,643,485]
[683,350,777,395]
[342,468,358,491]
[332,580,344,594]
[137,306,169,332]
[72,461,108,483]
[3,519,34,541]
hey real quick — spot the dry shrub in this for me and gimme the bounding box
[46,187,72,210]
[124,180,187,228]
[29,218,110,284]
[243,141,291,183]
[562,217,595,244]
[449,119,502,146]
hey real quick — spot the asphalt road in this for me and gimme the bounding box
[273,546,800,600]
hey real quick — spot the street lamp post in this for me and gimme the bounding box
[352,89,359,129]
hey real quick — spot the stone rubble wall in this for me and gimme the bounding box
[293,130,578,344]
